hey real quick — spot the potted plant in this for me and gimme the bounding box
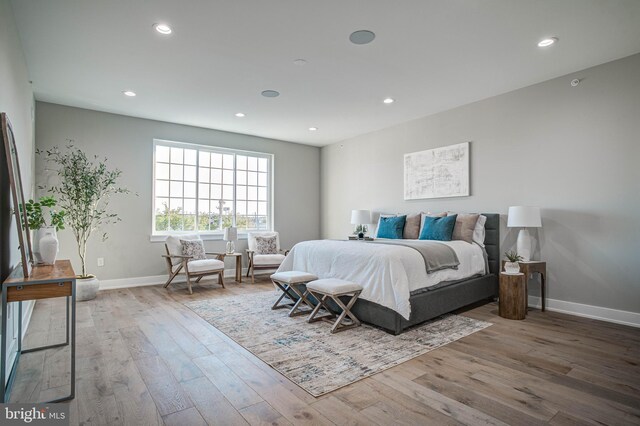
[504,250,523,274]
[38,145,130,301]
[22,196,65,264]
[353,224,368,239]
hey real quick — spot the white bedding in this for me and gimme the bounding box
[276,239,486,320]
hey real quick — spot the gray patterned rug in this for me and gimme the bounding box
[185,291,491,396]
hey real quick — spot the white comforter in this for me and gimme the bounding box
[276,239,486,320]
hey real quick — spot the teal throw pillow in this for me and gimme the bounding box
[376,215,406,239]
[419,214,458,241]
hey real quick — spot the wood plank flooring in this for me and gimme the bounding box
[9,275,640,425]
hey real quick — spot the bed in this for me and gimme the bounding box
[276,213,499,334]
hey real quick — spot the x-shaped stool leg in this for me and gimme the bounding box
[288,285,315,317]
[271,280,297,310]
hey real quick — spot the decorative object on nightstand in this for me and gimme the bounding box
[507,206,541,261]
[223,226,237,254]
[499,272,527,320]
[351,209,371,239]
[502,260,547,312]
[503,250,523,274]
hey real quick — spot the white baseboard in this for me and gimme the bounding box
[99,268,251,290]
[528,296,640,328]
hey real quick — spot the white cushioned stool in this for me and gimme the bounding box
[270,271,318,316]
[306,278,363,333]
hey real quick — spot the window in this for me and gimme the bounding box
[153,139,272,236]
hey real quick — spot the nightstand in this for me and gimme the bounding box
[499,272,527,320]
[210,252,243,283]
[501,260,547,311]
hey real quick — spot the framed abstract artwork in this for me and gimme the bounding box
[404,142,470,200]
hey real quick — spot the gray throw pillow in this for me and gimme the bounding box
[255,236,278,254]
[451,213,480,243]
[403,213,423,239]
[180,239,206,260]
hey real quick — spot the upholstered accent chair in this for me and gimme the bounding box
[246,231,289,283]
[162,234,225,294]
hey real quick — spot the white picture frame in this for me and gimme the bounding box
[404,142,470,200]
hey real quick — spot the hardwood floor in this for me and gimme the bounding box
[9,275,640,425]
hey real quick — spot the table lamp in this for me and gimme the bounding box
[351,210,371,239]
[507,206,541,261]
[223,226,237,254]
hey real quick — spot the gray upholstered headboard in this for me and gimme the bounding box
[481,213,500,275]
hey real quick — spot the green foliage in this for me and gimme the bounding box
[155,204,248,232]
[22,196,66,231]
[504,250,523,263]
[37,144,130,277]
[353,224,368,235]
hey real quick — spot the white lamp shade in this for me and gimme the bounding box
[351,209,371,225]
[223,226,237,241]
[507,206,542,228]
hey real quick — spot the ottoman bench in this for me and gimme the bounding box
[306,278,363,333]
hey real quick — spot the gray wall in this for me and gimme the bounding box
[35,102,321,280]
[321,53,640,314]
[0,0,35,281]
[0,0,35,374]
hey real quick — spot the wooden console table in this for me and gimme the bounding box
[1,260,76,403]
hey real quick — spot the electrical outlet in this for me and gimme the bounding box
[97,257,105,267]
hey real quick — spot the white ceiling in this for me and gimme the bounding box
[11,0,640,146]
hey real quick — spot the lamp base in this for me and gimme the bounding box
[225,240,235,254]
[516,229,532,261]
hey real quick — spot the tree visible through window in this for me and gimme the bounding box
[153,140,272,234]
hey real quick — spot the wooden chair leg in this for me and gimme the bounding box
[185,275,193,295]
[164,270,179,288]
[195,276,203,283]
[218,271,225,288]
[164,264,183,288]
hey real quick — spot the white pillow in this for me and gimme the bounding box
[473,214,487,246]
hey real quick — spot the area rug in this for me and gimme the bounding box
[185,291,491,396]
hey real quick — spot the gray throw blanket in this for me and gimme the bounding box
[367,240,460,274]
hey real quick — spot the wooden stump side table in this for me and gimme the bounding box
[501,260,547,311]
[499,273,527,320]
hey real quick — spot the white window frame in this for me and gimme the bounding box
[150,139,274,241]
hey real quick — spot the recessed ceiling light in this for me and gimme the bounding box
[261,90,280,98]
[293,59,307,66]
[383,98,395,104]
[123,91,136,97]
[235,112,245,117]
[349,30,376,45]
[154,23,172,35]
[537,37,558,47]
[308,127,318,131]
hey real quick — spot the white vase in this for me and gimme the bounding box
[39,227,59,265]
[77,276,100,301]
[504,261,521,274]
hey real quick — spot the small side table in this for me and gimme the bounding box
[499,273,527,320]
[210,252,243,283]
[501,260,547,311]
[2,260,76,403]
